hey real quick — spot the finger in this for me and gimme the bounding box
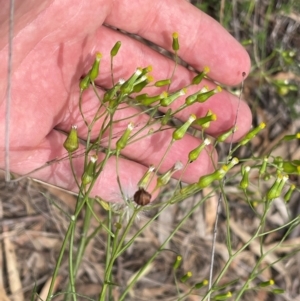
[57,89,218,183]
[7,130,158,202]
[106,0,251,85]
[64,26,251,141]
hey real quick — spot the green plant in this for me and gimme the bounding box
[25,32,300,301]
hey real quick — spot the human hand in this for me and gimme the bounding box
[0,0,252,201]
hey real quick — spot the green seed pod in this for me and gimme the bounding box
[240,122,266,145]
[189,138,211,162]
[81,155,97,186]
[89,52,102,81]
[160,88,186,107]
[120,68,143,95]
[172,114,196,141]
[103,83,121,103]
[194,279,208,289]
[193,111,217,129]
[137,165,155,189]
[196,86,222,103]
[110,41,121,57]
[79,74,90,91]
[259,156,268,175]
[180,271,192,283]
[266,175,282,200]
[214,291,232,300]
[154,79,171,87]
[161,108,172,126]
[282,132,300,141]
[192,66,210,85]
[282,160,300,175]
[185,86,208,106]
[259,279,275,287]
[173,255,182,270]
[156,162,183,188]
[198,169,226,189]
[172,32,179,51]
[63,125,79,153]
[216,126,237,142]
[240,166,250,189]
[284,184,295,202]
[116,123,135,154]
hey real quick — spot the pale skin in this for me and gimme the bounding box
[0,0,252,202]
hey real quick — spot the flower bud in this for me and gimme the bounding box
[172,114,196,141]
[240,166,250,189]
[266,174,284,200]
[282,160,300,175]
[137,165,155,189]
[63,125,79,153]
[214,291,232,300]
[173,255,182,270]
[240,122,266,145]
[259,156,268,175]
[110,41,121,57]
[282,132,300,141]
[259,279,274,287]
[180,271,192,283]
[120,68,143,95]
[194,279,208,289]
[160,88,187,107]
[116,123,135,154]
[136,92,167,106]
[156,161,183,188]
[81,155,97,186]
[284,184,295,202]
[172,32,179,51]
[189,138,211,162]
[192,66,210,85]
[216,126,237,142]
[196,86,222,103]
[79,74,90,91]
[194,110,217,129]
[161,108,172,126]
[89,52,102,81]
[154,79,171,87]
[103,83,121,103]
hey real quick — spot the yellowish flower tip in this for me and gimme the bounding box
[222,165,229,172]
[211,114,217,121]
[260,122,266,129]
[297,133,300,138]
[147,75,154,82]
[96,52,102,60]
[161,91,168,98]
[203,66,210,74]
[172,32,179,39]
[146,65,153,72]
[259,279,275,287]
[216,86,222,92]
[203,279,209,286]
